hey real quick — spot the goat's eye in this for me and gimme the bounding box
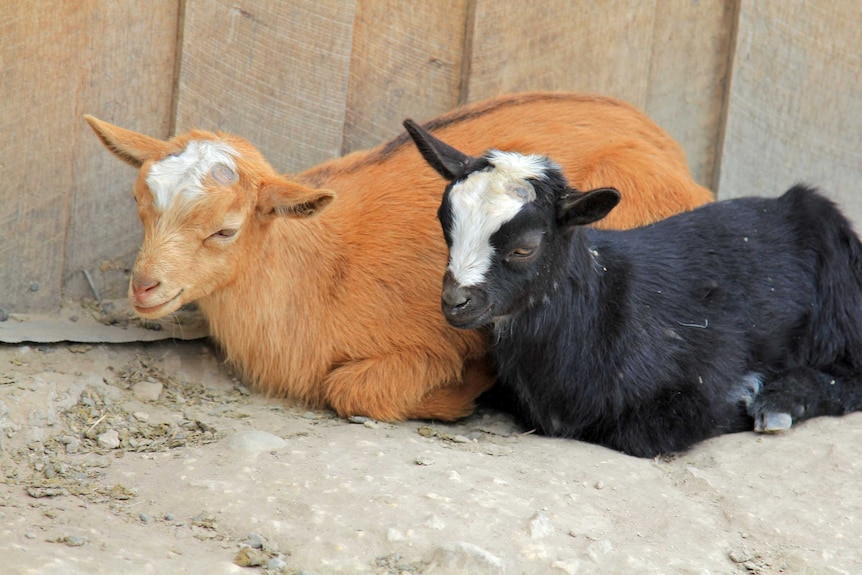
[210,229,238,240]
[508,246,537,260]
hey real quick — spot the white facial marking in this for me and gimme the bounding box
[146,140,238,211]
[447,151,551,287]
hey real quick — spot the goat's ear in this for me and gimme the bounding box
[84,115,169,168]
[403,119,475,181]
[258,180,336,220]
[557,187,621,228]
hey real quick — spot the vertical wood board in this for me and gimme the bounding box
[66,1,180,305]
[644,0,737,189]
[0,2,71,312]
[466,1,658,108]
[464,0,733,189]
[341,0,470,154]
[0,1,179,314]
[175,0,356,173]
[717,1,862,223]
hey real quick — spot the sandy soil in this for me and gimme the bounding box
[1,338,861,575]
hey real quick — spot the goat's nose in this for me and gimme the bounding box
[131,275,160,299]
[442,282,471,308]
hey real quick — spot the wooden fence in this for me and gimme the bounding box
[2,0,861,318]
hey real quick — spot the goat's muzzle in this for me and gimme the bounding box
[441,271,492,329]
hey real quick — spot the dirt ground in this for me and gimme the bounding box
[1,333,861,575]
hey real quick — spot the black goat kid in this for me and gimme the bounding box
[405,119,862,458]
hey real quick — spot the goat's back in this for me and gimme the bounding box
[582,185,862,375]
[299,92,712,229]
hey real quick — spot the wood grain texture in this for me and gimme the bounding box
[464,0,732,189]
[645,0,737,189]
[717,1,862,221]
[0,1,178,313]
[341,0,469,154]
[466,1,657,107]
[175,0,356,173]
[66,1,180,307]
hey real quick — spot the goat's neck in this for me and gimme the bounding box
[494,230,605,343]
[198,216,340,327]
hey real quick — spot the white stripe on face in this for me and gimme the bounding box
[146,140,238,211]
[447,151,551,287]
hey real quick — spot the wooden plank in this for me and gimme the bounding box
[1,3,79,314]
[175,0,357,173]
[341,0,469,154]
[464,0,732,189]
[645,0,737,189]
[717,1,862,221]
[66,1,180,307]
[466,0,657,108]
[0,1,178,314]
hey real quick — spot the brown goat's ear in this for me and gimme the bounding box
[84,115,169,168]
[258,181,336,220]
[557,187,621,228]
[403,119,475,181]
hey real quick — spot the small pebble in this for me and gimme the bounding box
[415,456,435,466]
[594,481,605,490]
[729,549,751,563]
[425,542,504,573]
[164,513,176,521]
[363,420,379,429]
[452,434,470,443]
[24,532,35,540]
[234,546,269,567]
[133,380,163,402]
[348,415,370,424]
[139,513,150,523]
[425,514,446,530]
[133,412,150,423]
[386,528,405,542]
[97,429,121,450]
[0,308,8,322]
[528,512,555,539]
[586,539,614,562]
[60,436,80,454]
[245,532,266,549]
[63,535,87,547]
[302,411,317,420]
[267,556,288,571]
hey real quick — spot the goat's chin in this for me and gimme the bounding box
[444,308,494,331]
[131,290,185,319]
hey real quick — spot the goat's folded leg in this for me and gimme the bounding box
[322,351,494,422]
[749,366,862,433]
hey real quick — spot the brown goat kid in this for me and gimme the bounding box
[85,92,712,421]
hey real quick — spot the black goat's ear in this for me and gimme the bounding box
[403,119,475,181]
[557,187,621,228]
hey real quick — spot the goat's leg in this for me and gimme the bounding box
[749,366,862,433]
[603,383,748,458]
[322,350,492,422]
[407,355,495,421]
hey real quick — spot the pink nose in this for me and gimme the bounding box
[131,275,160,302]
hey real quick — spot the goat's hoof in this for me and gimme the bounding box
[754,411,792,433]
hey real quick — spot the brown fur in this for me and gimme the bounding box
[84,92,713,421]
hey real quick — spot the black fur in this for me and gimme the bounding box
[453,173,862,457]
